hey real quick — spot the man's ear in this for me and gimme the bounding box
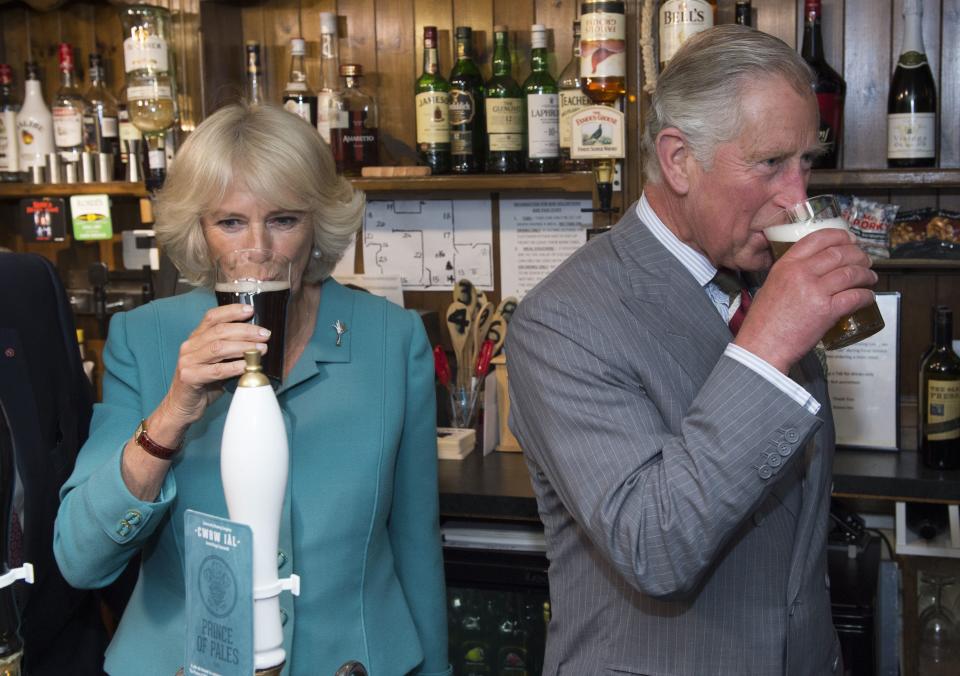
[655,127,692,195]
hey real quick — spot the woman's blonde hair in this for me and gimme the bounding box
[154,103,364,286]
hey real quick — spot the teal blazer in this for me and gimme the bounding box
[54,279,451,676]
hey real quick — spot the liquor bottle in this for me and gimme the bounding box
[582,1,627,102]
[83,54,121,179]
[329,64,379,176]
[887,0,937,168]
[0,64,20,182]
[245,41,265,105]
[658,1,716,71]
[316,12,340,144]
[735,0,752,27]
[116,87,142,180]
[282,38,317,126]
[557,21,591,172]
[523,24,559,173]
[449,26,484,174]
[800,0,845,169]
[52,43,85,163]
[919,306,960,470]
[485,27,524,174]
[415,26,451,175]
[16,61,54,178]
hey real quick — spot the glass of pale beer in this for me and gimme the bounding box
[763,195,884,351]
[215,249,291,386]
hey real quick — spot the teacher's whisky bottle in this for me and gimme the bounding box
[919,305,960,470]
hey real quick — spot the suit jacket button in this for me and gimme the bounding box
[766,453,782,468]
[758,465,773,480]
[116,520,131,537]
[783,428,799,443]
[124,510,142,526]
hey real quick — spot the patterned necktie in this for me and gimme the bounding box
[8,510,22,568]
[712,268,752,337]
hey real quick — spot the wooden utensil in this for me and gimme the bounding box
[485,317,507,358]
[446,301,472,386]
[496,296,518,324]
[453,278,476,310]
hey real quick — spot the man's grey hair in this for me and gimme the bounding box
[642,24,817,184]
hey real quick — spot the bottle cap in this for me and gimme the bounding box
[340,63,361,77]
[59,43,74,72]
[531,24,547,49]
[320,11,337,35]
[423,25,438,44]
[493,24,507,33]
[455,26,471,39]
[290,38,306,55]
[0,64,12,85]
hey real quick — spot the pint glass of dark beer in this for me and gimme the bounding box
[763,195,884,351]
[215,249,291,386]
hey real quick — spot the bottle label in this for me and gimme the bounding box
[101,116,119,138]
[53,107,83,147]
[581,9,626,78]
[451,130,473,155]
[485,98,523,135]
[927,379,960,441]
[148,148,166,170]
[527,93,559,158]
[815,92,842,157]
[658,0,714,67]
[120,120,141,143]
[124,35,169,73]
[127,85,173,101]
[317,90,333,143]
[887,112,935,159]
[897,51,929,69]
[559,89,592,149]
[330,111,379,171]
[18,116,53,166]
[449,89,476,126]
[283,98,314,125]
[0,110,18,172]
[416,91,451,144]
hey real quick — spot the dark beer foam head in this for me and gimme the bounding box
[214,280,291,293]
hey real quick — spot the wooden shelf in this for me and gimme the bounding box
[873,258,960,270]
[350,172,594,194]
[0,182,148,198]
[809,168,960,191]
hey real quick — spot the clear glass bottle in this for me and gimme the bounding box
[557,21,591,172]
[523,24,559,173]
[887,0,937,168]
[485,26,524,174]
[282,38,318,126]
[245,41,265,105]
[116,86,142,181]
[52,43,86,164]
[329,64,379,176]
[0,64,20,181]
[316,12,340,144]
[15,61,53,178]
[415,25,451,175]
[801,0,845,169]
[449,26,485,174]
[83,53,121,179]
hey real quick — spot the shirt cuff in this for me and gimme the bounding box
[724,343,821,415]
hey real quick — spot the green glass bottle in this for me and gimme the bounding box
[523,23,559,173]
[415,25,451,174]
[449,26,485,174]
[485,26,524,174]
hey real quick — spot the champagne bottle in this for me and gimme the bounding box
[582,1,627,102]
[919,305,960,470]
[449,26,484,174]
[15,61,54,178]
[0,64,20,182]
[485,27,524,174]
[557,21,591,172]
[282,38,318,125]
[887,0,937,168]
[523,24,559,173]
[415,25,451,175]
[658,1,716,71]
[800,0,845,169]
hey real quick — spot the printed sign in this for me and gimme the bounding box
[69,194,113,240]
[570,105,624,160]
[19,197,67,242]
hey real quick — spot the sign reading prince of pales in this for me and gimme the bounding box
[184,510,254,676]
[570,105,625,159]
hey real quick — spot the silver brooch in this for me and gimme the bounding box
[333,320,348,347]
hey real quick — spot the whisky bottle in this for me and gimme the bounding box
[15,61,53,178]
[557,21,591,172]
[282,38,318,126]
[581,0,627,101]
[658,1,716,70]
[329,64,379,176]
[0,64,20,181]
[52,44,85,163]
[485,27,524,174]
[919,306,960,470]
[801,0,845,169]
[317,12,341,144]
[449,26,484,174]
[523,24,559,173]
[415,26,451,175]
[887,0,937,168]
[83,53,121,178]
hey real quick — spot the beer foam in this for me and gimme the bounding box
[763,217,848,242]
[214,279,291,293]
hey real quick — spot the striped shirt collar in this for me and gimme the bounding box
[636,193,717,287]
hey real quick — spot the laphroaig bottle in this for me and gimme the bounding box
[0,64,20,181]
[53,43,85,163]
[416,25,451,175]
[919,306,960,470]
[16,61,54,177]
[658,1,715,71]
[524,24,559,173]
[282,38,318,125]
[801,0,845,169]
[485,27,523,174]
[449,26,484,174]
[582,1,627,102]
[557,21,591,172]
[329,64,379,176]
[316,12,340,144]
[887,0,937,168]
[245,41,265,105]
[83,53,121,177]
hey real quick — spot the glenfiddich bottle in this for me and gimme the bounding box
[658,1,716,71]
[329,64,379,176]
[449,26,484,174]
[919,306,960,470]
[485,26,524,174]
[523,24,559,173]
[415,26,451,174]
[582,1,627,102]
[887,0,937,168]
[801,0,845,169]
[557,21,590,171]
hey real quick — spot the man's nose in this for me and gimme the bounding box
[772,161,809,209]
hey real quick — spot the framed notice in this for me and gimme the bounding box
[825,292,901,450]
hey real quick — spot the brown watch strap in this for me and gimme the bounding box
[135,419,181,461]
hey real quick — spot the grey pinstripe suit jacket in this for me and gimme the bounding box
[506,204,842,676]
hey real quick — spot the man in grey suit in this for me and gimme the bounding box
[506,26,879,676]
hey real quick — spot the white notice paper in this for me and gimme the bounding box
[363,199,494,290]
[499,196,590,299]
[825,292,900,450]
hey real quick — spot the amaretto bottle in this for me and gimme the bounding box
[16,61,54,177]
[329,64,379,176]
